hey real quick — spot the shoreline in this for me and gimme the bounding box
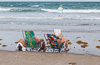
[0,50,100,65]
[0,30,100,56]
[0,29,100,33]
[1,50,100,57]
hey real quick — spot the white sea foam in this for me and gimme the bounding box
[0,21,99,26]
[30,5,39,7]
[41,9,100,13]
[0,16,100,20]
[0,8,11,11]
[10,5,13,7]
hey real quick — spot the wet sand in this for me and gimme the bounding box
[0,30,100,56]
[0,50,100,65]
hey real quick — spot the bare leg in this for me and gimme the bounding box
[61,15,63,17]
[58,15,60,17]
[59,33,69,51]
[64,38,69,50]
[39,40,46,52]
[60,38,68,50]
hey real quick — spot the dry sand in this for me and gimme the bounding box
[0,50,100,65]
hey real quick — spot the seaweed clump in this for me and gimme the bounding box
[2,45,7,47]
[76,37,81,39]
[15,41,19,44]
[98,40,100,41]
[96,46,100,49]
[81,44,89,48]
[76,40,83,44]
[68,62,77,65]
[0,39,2,41]
[68,42,72,45]
[82,42,88,44]
[76,40,88,44]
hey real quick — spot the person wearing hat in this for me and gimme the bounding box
[58,5,63,17]
[16,39,27,51]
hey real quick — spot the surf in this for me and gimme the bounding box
[41,9,100,13]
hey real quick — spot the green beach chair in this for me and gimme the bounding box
[46,34,65,52]
[24,31,39,51]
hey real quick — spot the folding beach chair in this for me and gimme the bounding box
[23,31,40,51]
[46,34,65,52]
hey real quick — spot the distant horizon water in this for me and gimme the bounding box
[0,2,100,20]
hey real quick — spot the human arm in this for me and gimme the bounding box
[59,33,64,40]
[34,37,44,42]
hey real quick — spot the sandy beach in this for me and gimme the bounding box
[1,20,100,65]
[0,2,100,65]
[0,50,100,65]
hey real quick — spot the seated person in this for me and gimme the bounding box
[53,33,69,51]
[34,37,46,52]
[16,39,27,51]
[25,32,46,52]
[19,39,27,47]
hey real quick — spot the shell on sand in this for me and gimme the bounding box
[2,45,7,47]
[0,43,1,45]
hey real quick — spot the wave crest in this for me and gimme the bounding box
[0,8,11,11]
[41,9,100,13]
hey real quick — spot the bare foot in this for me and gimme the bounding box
[66,48,69,51]
[43,47,47,52]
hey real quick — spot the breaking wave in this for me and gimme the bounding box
[41,9,100,13]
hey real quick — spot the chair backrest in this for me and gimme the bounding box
[25,31,37,48]
[47,34,59,49]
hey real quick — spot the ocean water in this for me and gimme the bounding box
[0,2,100,20]
[0,2,100,56]
[0,2,100,27]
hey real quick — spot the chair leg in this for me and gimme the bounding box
[59,48,61,53]
[38,48,42,52]
[53,49,54,52]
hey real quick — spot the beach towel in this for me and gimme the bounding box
[47,34,59,49]
[25,31,37,48]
